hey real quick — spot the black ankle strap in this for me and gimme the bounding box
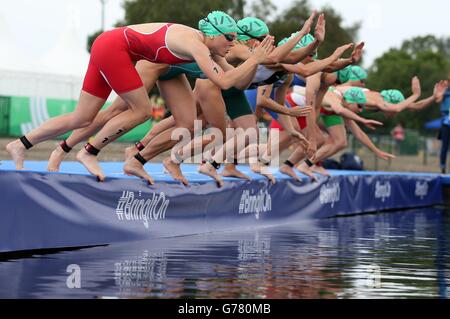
[84,143,100,156]
[135,141,145,151]
[134,153,148,165]
[209,160,221,170]
[59,140,72,153]
[20,136,33,150]
[284,160,294,168]
[305,158,314,167]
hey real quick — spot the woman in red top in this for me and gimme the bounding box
[6,11,273,184]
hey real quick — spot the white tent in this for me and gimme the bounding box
[0,2,116,101]
[0,14,30,72]
[37,2,90,77]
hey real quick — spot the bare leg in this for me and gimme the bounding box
[7,91,105,169]
[279,164,301,181]
[133,77,196,161]
[47,100,128,172]
[258,129,292,162]
[290,150,317,181]
[232,115,277,183]
[194,80,228,186]
[124,76,196,184]
[163,135,213,186]
[124,116,176,160]
[277,131,303,182]
[49,61,167,171]
[298,125,347,177]
[78,86,153,181]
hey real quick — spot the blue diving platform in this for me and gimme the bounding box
[0,161,444,253]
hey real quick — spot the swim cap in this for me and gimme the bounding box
[380,89,405,104]
[277,37,302,51]
[337,65,368,83]
[198,11,239,37]
[343,87,367,104]
[291,33,317,59]
[297,33,316,48]
[237,17,269,41]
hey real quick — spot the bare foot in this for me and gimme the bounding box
[279,165,301,182]
[198,162,224,188]
[250,163,261,174]
[76,149,106,182]
[123,156,154,185]
[297,163,318,182]
[163,157,188,186]
[312,165,330,177]
[47,147,67,172]
[6,140,26,170]
[124,146,137,161]
[259,165,276,184]
[222,164,251,181]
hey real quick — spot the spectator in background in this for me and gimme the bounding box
[152,98,166,121]
[438,75,450,174]
[391,122,405,155]
[148,95,166,121]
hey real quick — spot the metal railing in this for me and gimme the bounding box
[347,129,440,172]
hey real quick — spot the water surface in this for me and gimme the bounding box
[0,208,449,299]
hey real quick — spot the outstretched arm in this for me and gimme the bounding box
[257,85,290,116]
[257,83,312,117]
[325,93,383,129]
[279,13,326,64]
[190,36,274,90]
[270,12,317,63]
[408,80,448,111]
[436,80,449,104]
[345,119,395,160]
[281,43,354,77]
[323,42,365,72]
[372,77,421,113]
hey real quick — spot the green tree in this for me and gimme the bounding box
[249,0,277,22]
[318,5,359,59]
[121,0,245,26]
[367,35,450,132]
[87,0,247,52]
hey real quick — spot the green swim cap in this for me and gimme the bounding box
[291,33,317,59]
[343,87,367,104]
[277,37,302,51]
[237,17,269,41]
[337,65,368,83]
[198,11,239,37]
[380,89,405,104]
[297,33,316,48]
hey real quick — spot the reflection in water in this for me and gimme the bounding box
[0,208,449,299]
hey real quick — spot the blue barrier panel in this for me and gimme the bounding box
[0,161,443,253]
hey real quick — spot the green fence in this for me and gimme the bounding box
[0,96,10,136]
[347,129,438,172]
[4,95,153,142]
